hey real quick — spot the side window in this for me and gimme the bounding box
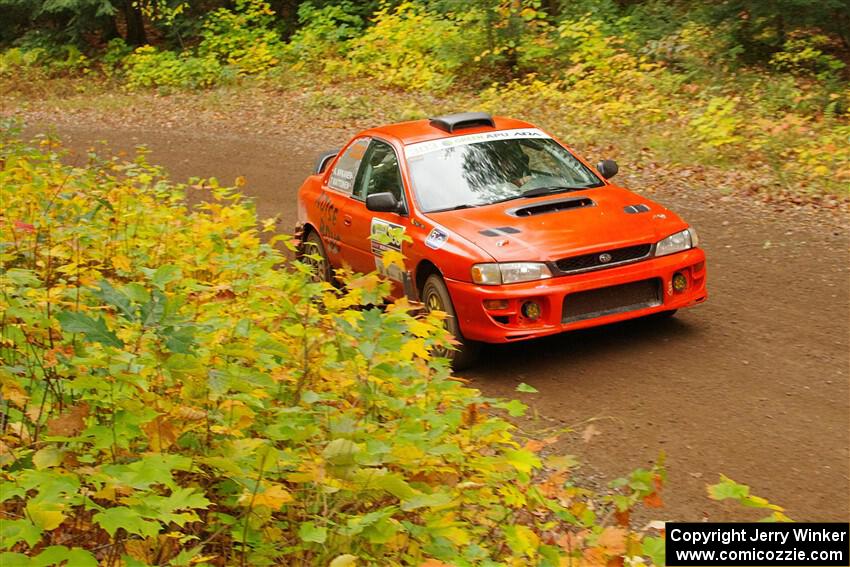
[353,140,404,202]
[328,137,370,193]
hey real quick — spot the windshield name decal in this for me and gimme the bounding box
[405,128,550,157]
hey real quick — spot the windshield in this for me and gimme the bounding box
[405,129,604,213]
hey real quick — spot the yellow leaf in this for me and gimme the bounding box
[235,175,247,188]
[219,399,255,430]
[505,524,539,556]
[381,249,405,270]
[112,254,131,272]
[27,502,65,530]
[242,483,294,510]
[400,338,430,360]
[124,539,154,563]
[33,446,64,469]
[329,554,358,567]
[1,380,29,409]
[141,414,179,452]
[432,525,470,546]
[407,319,435,338]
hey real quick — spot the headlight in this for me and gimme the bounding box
[655,227,698,257]
[471,262,553,285]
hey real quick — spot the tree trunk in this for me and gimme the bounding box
[101,15,120,42]
[123,0,147,46]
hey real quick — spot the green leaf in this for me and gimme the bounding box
[362,516,399,544]
[151,264,182,289]
[0,518,43,548]
[497,399,528,417]
[32,446,64,470]
[401,491,452,511]
[707,474,750,501]
[515,382,538,393]
[298,521,327,544]
[32,546,97,567]
[94,506,160,538]
[4,268,41,287]
[504,449,542,473]
[642,535,665,566]
[369,473,416,499]
[322,438,361,466]
[0,553,30,567]
[140,289,166,326]
[163,326,195,353]
[96,280,136,321]
[57,311,123,348]
[121,282,150,304]
[160,487,210,511]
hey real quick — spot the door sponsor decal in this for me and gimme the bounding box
[370,218,404,255]
[316,192,340,254]
[370,218,406,282]
[425,227,449,250]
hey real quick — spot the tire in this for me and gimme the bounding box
[421,274,480,370]
[302,231,331,283]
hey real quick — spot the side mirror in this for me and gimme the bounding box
[366,192,403,213]
[597,159,619,179]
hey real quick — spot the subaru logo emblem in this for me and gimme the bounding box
[598,253,612,263]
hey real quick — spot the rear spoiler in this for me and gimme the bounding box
[314,148,340,175]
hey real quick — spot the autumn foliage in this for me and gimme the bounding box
[0,132,683,565]
[2,1,848,200]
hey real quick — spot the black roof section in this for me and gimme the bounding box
[429,112,495,133]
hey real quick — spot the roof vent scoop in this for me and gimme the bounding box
[429,112,495,133]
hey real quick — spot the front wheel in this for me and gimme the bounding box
[301,231,331,283]
[422,274,480,370]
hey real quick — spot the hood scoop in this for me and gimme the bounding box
[507,196,595,217]
[623,204,650,214]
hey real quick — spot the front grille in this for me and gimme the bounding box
[555,244,651,274]
[562,278,661,323]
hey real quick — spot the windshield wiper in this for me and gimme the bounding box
[428,203,476,213]
[519,185,591,199]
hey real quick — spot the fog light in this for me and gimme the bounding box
[521,300,542,321]
[672,272,688,292]
[483,299,509,311]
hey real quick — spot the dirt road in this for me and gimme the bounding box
[20,120,850,523]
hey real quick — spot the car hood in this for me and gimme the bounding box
[424,186,689,262]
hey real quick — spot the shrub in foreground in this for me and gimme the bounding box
[0,133,674,565]
[0,131,790,565]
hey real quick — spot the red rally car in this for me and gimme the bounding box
[295,112,707,367]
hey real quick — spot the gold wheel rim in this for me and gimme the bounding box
[425,289,452,358]
[304,242,327,283]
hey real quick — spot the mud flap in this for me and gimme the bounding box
[293,223,306,256]
[402,271,419,302]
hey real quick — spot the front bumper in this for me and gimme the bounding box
[445,248,707,343]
